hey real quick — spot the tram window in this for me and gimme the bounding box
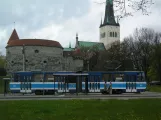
[130,75,136,82]
[67,76,77,83]
[53,76,58,82]
[103,74,112,82]
[125,75,130,82]
[94,76,100,82]
[114,74,123,82]
[90,76,94,82]
[137,73,144,82]
[46,74,54,82]
[33,73,43,82]
[81,76,86,82]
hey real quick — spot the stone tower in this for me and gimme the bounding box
[99,0,120,49]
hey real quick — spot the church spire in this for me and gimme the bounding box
[69,42,71,48]
[100,17,102,27]
[101,0,119,27]
[75,33,79,48]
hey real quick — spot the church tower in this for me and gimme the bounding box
[99,0,120,49]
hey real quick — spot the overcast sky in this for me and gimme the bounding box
[0,0,161,55]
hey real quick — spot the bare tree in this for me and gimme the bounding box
[95,0,154,18]
[124,28,156,83]
[74,44,100,71]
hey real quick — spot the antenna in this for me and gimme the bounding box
[14,22,15,29]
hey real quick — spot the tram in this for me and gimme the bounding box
[9,71,147,95]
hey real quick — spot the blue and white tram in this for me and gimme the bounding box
[9,71,147,95]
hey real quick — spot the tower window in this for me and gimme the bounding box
[110,32,112,37]
[115,32,117,37]
[101,32,105,38]
[113,32,114,37]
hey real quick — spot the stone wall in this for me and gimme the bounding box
[6,45,84,74]
[6,46,63,73]
[63,57,83,71]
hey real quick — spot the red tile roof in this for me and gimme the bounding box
[7,29,19,44]
[6,39,63,48]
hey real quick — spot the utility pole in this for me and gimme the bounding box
[22,44,26,71]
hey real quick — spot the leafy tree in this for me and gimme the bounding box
[0,52,6,68]
[0,52,7,76]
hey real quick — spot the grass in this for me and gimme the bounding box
[147,85,161,93]
[0,99,161,120]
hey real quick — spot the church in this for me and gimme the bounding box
[5,0,120,74]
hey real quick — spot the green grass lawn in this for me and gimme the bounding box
[0,99,161,120]
[147,85,161,93]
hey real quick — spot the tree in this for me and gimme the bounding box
[0,52,6,68]
[93,41,134,71]
[0,52,6,76]
[148,33,161,82]
[76,44,100,71]
[123,28,158,83]
[96,0,154,18]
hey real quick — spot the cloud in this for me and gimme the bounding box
[0,0,161,55]
[30,0,105,48]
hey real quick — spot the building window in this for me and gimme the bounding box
[115,32,117,37]
[110,32,112,37]
[11,61,14,63]
[25,60,28,62]
[101,32,105,38]
[44,61,47,63]
[113,32,115,37]
[35,50,39,53]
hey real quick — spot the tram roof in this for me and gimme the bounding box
[53,73,89,76]
[13,71,144,74]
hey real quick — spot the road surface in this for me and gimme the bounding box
[0,92,161,100]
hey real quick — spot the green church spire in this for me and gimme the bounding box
[106,0,113,4]
[100,0,119,27]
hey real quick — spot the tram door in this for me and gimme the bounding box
[88,76,100,93]
[126,75,137,92]
[57,76,64,93]
[64,76,69,93]
[20,75,32,93]
[94,76,100,92]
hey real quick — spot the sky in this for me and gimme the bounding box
[0,0,161,55]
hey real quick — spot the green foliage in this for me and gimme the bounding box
[147,85,161,93]
[0,54,5,68]
[147,66,158,81]
[148,42,161,82]
[0,99,161,120]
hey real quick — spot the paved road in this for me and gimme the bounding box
[0,92,161,100]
